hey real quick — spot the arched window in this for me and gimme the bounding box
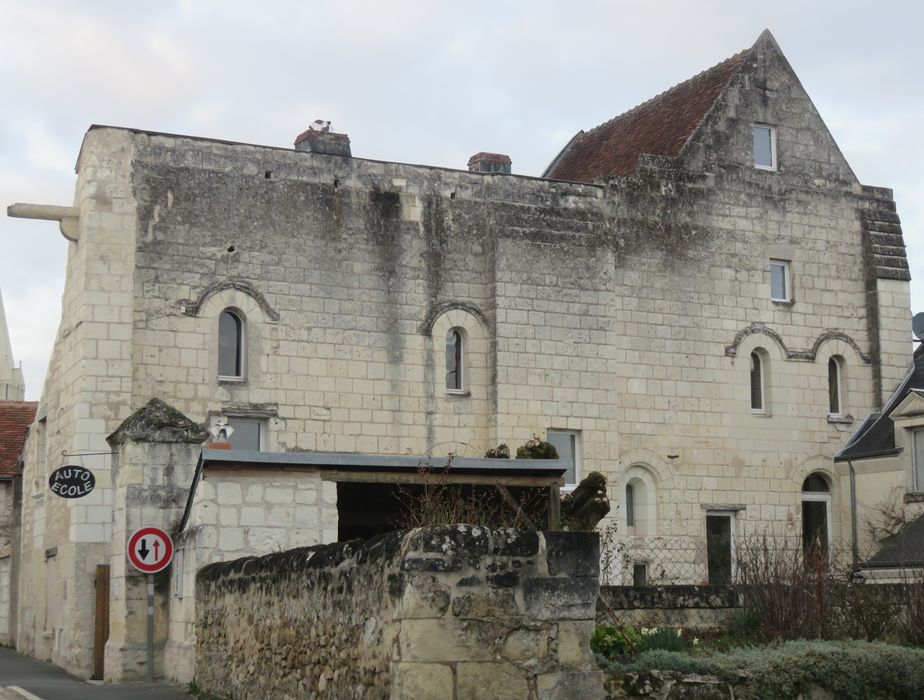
[218,309,244,379]
[445,328,464,392]
[625,483,635,527]
[623,466,656,536]
[750,351,765,412]
[828,356,843,415]
[802,473,831,562]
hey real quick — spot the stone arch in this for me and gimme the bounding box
[430,307,489,396]
[181,279,280,322]
[198,287,273,387]
[420,301,488,337]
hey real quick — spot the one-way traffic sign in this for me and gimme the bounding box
[127,527,174,574]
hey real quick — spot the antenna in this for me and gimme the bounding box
[913,312,924,341]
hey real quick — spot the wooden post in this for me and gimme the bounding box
[93,564,110,680]
[548,483,561,530]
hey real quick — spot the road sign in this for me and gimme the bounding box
[48,465,95,499]
[127,527,174,574]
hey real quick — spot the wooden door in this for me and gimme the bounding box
[93,564,110,680]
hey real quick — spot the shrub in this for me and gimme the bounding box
[896,575,924,647]
[591,624,640,658]
[599,640,924,700]
[728,608,761,641]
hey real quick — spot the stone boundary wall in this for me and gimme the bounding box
[196,525,603,699]
[598,583,914,631]
[604,670,835,699]
[599,585,742,630]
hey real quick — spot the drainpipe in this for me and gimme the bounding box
[848,460,859,570]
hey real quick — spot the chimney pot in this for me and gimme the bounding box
[467,152,511,174]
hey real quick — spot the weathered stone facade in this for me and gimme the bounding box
[7,30,914,678]
[196,526,602,699]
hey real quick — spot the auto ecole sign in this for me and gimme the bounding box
[127,527,174,574]
[48,465,95,499]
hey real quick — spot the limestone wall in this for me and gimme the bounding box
[166,468,338,683]
[195,526,603,699]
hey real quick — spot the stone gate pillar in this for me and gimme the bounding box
[104,399,207,681]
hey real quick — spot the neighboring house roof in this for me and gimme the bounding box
[834,349,924,462]
[543,44,750,182]
[862,512,924,569]
[0,400,37,478]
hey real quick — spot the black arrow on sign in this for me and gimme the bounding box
[139,538,150,560]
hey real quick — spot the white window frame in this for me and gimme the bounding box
[705,510,737,583]
[753,124,777,171]
[750,351,766,414]
[769,259,791,302]
[546,429,581,490]
[445,327,466,395]
[218,309,246,383]
[828,357,843,417]
[914,429,924,493]
[801,492,833,555]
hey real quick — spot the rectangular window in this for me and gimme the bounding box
[632,563,648,587]
[227,418,263,451]
[706,511,735,584]
[769,259,790,302]
[546,430,580,488]
[914,430,924,492]
[753,124,776,170]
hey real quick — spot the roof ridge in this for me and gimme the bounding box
[579,48,750,143]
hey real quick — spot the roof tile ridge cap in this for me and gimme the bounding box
[577,48,751,142]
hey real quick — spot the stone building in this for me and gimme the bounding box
[0,293,35,646]
[4,30,914,681]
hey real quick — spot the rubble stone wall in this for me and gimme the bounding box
[195,526,603,699]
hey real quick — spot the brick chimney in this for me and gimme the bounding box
[467,152,511,174]
[294,124,352,157]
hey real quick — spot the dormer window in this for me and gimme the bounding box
[753,124,776,171]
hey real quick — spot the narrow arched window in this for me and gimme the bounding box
[750,351,764,412]
[446,328,463,392]
[828,356,842,415]
[218,310,244,379]
[625,483,635,527]
[802,473,831,562]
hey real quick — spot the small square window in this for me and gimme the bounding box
[226,417,264,451]
[546,429,580,488]
[753,125,776,170]
[769,259,790,302]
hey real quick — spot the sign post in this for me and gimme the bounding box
[127,527,174,682]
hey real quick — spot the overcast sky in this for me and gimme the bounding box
[2,0,923,400]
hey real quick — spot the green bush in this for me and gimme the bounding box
[728,608,761,640]
[599,640,924,700]
[591,624,640,657]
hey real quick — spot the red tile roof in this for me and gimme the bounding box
[0,401,37,478]
[544,49,749,182]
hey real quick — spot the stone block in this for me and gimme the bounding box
[398,618,493,662]
[536,670,605,699]
[545,531,599,577]
[501,627,551,662]
[456,662,530,700]
[523,578,597,621]
[396,574,451,619]
[216,483,241,505]
[390,662,454,700]
[555,620,595,667]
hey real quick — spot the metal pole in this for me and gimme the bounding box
[147,573,154,682]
